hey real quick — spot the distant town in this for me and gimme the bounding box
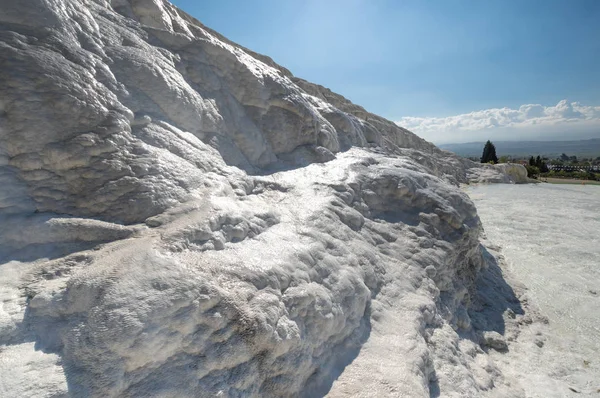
[474,140,600,182]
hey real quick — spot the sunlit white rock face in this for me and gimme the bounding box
[468,163,529,184]
[0,0,529,397]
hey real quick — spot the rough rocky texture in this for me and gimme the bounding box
[0,1,530,397]
[467,163,529,185]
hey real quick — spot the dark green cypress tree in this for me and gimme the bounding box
[480,140,498,164]
[480,145,489,163]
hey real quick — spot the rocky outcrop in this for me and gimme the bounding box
[0,1,528,397]
[468,163,529,184]
[0,0,510,224]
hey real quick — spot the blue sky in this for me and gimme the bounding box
[171,0,600,143]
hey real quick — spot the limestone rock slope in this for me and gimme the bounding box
[468,163,529,184]
[0,1,528,397]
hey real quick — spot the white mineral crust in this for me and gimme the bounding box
[0,0,532,396]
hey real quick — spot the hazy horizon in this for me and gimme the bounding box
[432,136,600,146]
[438,138,600,158]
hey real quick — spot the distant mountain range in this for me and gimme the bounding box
[438,138,600,158]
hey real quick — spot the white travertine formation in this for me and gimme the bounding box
[468,163,529,184]
[0,1,531,397]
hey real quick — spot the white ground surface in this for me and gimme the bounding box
[468,184,600,397]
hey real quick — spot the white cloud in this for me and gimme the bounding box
[396,100,600,144]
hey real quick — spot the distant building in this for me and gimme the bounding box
[548,164,600,172]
